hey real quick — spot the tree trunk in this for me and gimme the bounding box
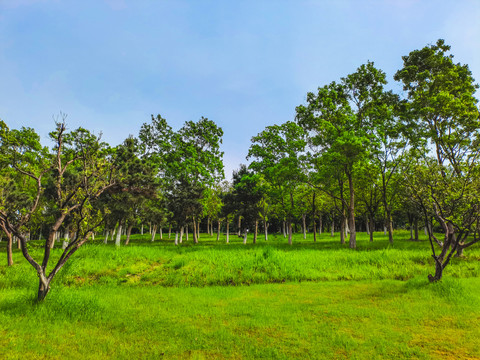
[207,217,211,237]
[264,219,268,241]
[243,229,248,245]
[226,221,230,244]
[369,217,374,242]
[1,224,14,266]
[160,227,163,240]
[104,230,109,244]
[313,217,317,242]
[331,216,335,237]
[283,220,286,238]
[115,224,123,247]
[193,216,198,244]
[151,225,157,242]
[288,221,292,245]
[179,227,184,243]
[302,214,307,240]
[238,217,241,237]
[253,220,258,244]
[414,219,419,241]
[168,224,172,239]
[37,277,51,302]
[185,226,188,241]
[217,220,221,241]
[340,213,345,245]
[174,231,178,246]
[141,224,144,235]
[319,215,323,235]
[125,224,133,245]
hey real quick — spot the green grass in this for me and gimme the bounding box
[1,231,480,359]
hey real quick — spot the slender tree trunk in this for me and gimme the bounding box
[207,217,210,237]
[174,231,178,246]
[1,224,14,266]
[331,215,335,237]
[125,224,133,245]
[302,214,307,240]
[366,218,370,235]
[264,219,268,241]
[160,227,163,240]
[217,220,221,241]
[17,236,21,250]
[243,228,248,245]
[141,224,144,235]
[193,216,198,244]
[7,232,13,266]
[319,215,322,235]
[115,224,123,247]
[104,230,109,244]
[253,220,258,244]
[288,221,293,245]
[369,217,374,242]
[282,220,286,238]
[238,217,241,237]
[179,226,184,244]
[226,221,230,244]
[340,216,345,244]
[168,224,172,239]
[313,217,317,242]
[185,225,188,241]
[197,219,200,240]
[151,225,157,242]
[414,218,419,241]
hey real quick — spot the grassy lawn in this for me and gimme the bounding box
[1,231,480,359]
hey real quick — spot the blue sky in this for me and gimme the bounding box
[0,0,479,179]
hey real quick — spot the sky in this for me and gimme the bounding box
[0,0,479,179]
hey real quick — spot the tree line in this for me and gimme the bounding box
[1,39,479,300]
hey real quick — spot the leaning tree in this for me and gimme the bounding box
[395,39,480,281]
[0,120,118,300]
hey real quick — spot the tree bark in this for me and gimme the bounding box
[0,223,13,266]
[192,216,198,244]
[150,224,157,242]
[288,221,292,245]
[238,217,241,237]
[217,220,221,241]
[104,230,109,244]
[369,217,374,242]
[115,224,123,247]
[243,228,248,245]
[283,220,286,238]
[226,221,230,244]
[313,217,317,242]
[331,215,335,237]
[302,214,307,240]
[253,220,258,244]
[264,219,268,241]
[179,226,184,244]
[319,215,322,235]
[125,224,133,245]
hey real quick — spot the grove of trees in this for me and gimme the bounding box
[1,39,479,300]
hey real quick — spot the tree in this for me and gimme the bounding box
[139,115,224,244]
[395,39,480,281]
[297,62,390,249]
[248,121,307,245]
[0,120,117,300]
